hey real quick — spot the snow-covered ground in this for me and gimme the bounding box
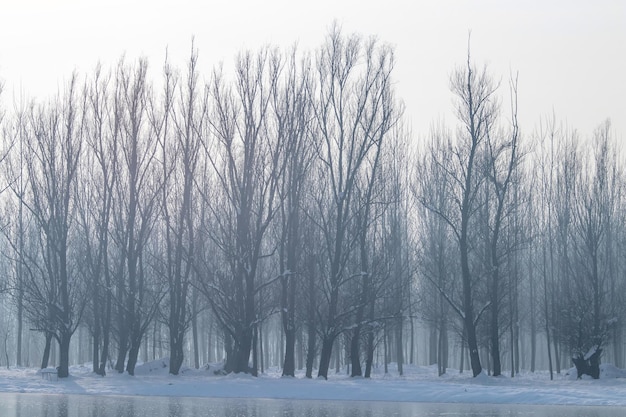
[1,360,626,406]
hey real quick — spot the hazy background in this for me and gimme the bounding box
[1,0,624,141]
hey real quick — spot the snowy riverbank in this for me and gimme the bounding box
[1,360,626,406]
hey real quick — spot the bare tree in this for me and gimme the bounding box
[483,76,520,376]
[271,48,315,377]
[560,121,621,378]
[421,48,499,377]
[2,90,28,367]
[153,45,206,375]
[310,25,397,379]
[74,65,120,376]
[20,76,85,378]
[417,127,459,376]
[112,59,163,375]
[199,48,284,375]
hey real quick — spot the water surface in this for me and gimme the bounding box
[0,393,624,417]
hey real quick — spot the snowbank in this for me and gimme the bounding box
[1,361,626,406]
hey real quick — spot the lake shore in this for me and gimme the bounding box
[1,361,626,406]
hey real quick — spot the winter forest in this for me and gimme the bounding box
[0,26,623,382]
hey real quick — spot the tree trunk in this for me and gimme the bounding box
[282,328,296,377]
[253,326,259,376]
[350,326,362,377]
[169,331,185,375]
[305,255,317,379]
[364,328,374,378]
[126,340,141,376]
[462,256,482,376]
[383,325,389,374]
[305,324,316,378]
[41,332,53,369]
[98,321,110,376]
[92,323,100,374]
[16,291,23,367]
[317,335,334,379]
[192,291,200,369]
[529,252,537,373]
[396,317,404,376]
[429,325,438,365]
[490,296,501,376]
[438,318,448,376]
[459,328,465,373]
[297,327,304,370]
[115,333,128,373]
[58,332,71,378]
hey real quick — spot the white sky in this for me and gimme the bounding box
[1,0,624,142]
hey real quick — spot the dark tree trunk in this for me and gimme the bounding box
[115,329,129,373]
[461,251,482,377]
[438,318,448,376]
[192,290,200,369]
[16,291,23,367]
[253,326,259,376]
[225,327,254,375]
[58,332,71,378]
[169,331,185,375]
[317,335,334,380]
[98,323,110,376]
[529,251,537,373]
[429,325,438,365]
[364,328,374,378]
[490,286,501,376]
[350,326,362,377]
[396,317,404,376]
[364,285,376,378]
[126,341,141,376]
[305,255,317,379]
[92,323,100,374]
[282,328,296,377]
[41,332,53,369]
[305,325,316,379]
[99,280,112,375]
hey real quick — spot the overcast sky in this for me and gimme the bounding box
[1,0,624,142]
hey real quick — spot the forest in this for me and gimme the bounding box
[0,27,623,381]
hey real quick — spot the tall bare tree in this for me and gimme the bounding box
[483,76,520,376]
[112,59,163,375]
[421,48,499,377]
[272,48,315,377]
[417,127,458,376]
[153,46,206,375]
[76,66,119,375]
[310,25,397,379]
[20,76,85,378]
[200,48,284,375]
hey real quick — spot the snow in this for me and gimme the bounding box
[1,360,626,406]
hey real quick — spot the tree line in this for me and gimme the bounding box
[0,27,624,380]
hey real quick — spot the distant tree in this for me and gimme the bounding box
[2,88,27,367]
[417,127,458,376]
[20,76,85,378]
[271,48,315,377]
[153,46,206,375]
[310,25,397,379]
[420,48,500,377]
[199,48,284,375]
[76,65,118,376]
[371,125,412,377]
[482,76,521,376]
[560,121,622,378]
[112,59,163,376]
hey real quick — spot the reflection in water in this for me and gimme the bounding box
[1,393,626,417]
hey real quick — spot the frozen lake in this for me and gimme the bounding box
[1,394,626,417]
